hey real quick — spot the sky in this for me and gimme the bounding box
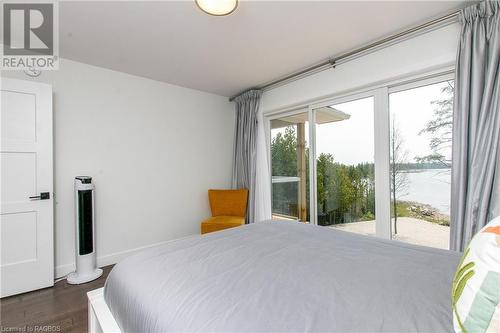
[271,80,453,166]
[316,97,374,165]
[389,81,452,163]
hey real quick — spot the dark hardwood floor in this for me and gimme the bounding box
[1,265,113,333]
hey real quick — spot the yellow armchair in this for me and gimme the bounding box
[201,189,248,234]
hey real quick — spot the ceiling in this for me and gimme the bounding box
[57,1,468,97]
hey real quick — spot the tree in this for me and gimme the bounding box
[418,80,454,167]
[271,126,310,219]
[271,126,298,215]
[271,126,297,177]
[317,153,335,215]
[390,117,410,234]
[338,167,356,220]
[271,125,376,225]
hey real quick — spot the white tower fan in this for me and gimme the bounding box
[67,176,102,284]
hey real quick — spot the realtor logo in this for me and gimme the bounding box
[2,1,59,70]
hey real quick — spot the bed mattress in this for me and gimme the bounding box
[104,221,460,332]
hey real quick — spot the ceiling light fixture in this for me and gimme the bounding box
[195,0,238,16]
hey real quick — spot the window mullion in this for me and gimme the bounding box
[374,87,392,239]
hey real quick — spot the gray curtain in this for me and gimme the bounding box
[450,0,500,251]
[232,90,262,223]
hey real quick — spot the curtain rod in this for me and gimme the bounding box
[229,8,461,102]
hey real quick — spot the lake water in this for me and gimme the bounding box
[399,169,451,215]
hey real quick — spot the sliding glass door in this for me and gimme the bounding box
[388,80,453,249]
[313,97,376,235]
[267,72,453,249]
[270,111,310,222]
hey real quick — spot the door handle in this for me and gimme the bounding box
[29,192,50,200]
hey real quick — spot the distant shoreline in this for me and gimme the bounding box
[396,200,450,226]
[399,169,451,216]
[402,167,451,172]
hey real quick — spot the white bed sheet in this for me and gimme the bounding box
[104,221,460,332]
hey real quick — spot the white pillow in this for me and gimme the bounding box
[452,216,500,333]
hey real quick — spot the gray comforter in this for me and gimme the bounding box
[104,221,460,333]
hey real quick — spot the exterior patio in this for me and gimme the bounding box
[330,217,449,250]
[271,216,449,250]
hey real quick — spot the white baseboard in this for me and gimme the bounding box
[55,239,173,279]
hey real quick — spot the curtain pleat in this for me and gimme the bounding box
[232,90,262,223]
[450,0,500,251]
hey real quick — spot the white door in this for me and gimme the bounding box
[1,78,54,297]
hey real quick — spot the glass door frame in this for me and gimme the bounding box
[386,72,455,242]
[266,107,315,223]
[265,68,454,241]
[308,89,391,237]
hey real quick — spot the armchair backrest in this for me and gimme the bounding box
[208,189,248,217]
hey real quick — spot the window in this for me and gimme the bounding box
[267,72,453,249]
[314,97,376,235]
[271,111,310,222]
[389,80,453,249]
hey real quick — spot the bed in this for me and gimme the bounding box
[88,220,460,333]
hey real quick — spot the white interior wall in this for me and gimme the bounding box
[261,23,460,112]
[0,23,459,278]
[2,59,235,277]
